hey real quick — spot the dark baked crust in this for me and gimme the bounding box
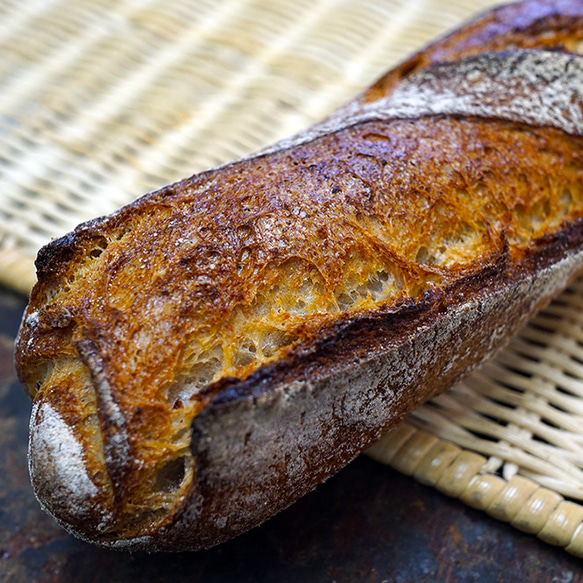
[14,0,583,551]
[362,0,583,101]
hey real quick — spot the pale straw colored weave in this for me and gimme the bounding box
[368,278,583,556]
[2,0,583,556]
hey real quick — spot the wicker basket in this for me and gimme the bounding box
[2,0,583,556]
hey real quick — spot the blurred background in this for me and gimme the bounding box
[0,0,499,293]
[3,1,583,581]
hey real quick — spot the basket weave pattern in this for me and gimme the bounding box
[369,278,583,555]
[2,0,583,556]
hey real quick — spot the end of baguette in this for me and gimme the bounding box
[28,397,115,538]
[27,379,197,551]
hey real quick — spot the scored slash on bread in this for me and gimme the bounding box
[14,0,583,551]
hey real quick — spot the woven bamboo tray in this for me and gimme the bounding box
[2,0,583,557]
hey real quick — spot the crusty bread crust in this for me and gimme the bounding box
[15,0,583,551]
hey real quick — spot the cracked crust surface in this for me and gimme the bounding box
[14,0,583,550]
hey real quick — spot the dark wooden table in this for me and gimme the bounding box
[1,284,581,582]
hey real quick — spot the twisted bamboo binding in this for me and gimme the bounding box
[2,0,583,556]
[369,277,583,556]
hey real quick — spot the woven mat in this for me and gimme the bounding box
[2,0,583,556]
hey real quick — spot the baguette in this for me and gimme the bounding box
[15,0,583,551]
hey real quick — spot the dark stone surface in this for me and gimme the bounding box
[1,285,581,582]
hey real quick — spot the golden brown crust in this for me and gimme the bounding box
[362,0,583,102]
[14,0,583,550]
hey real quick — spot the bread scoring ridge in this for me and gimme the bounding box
[261,50,583,158]
[168,239,583,550]
[360,0,583,101]
[14,0,583,551]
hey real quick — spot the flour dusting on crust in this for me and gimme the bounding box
[257,50,583,159]
[29,400,98,516]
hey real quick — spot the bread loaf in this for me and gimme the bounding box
[15,0,583,551]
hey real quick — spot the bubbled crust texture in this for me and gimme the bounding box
[14,0,583,550]
[362,0,583,102]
